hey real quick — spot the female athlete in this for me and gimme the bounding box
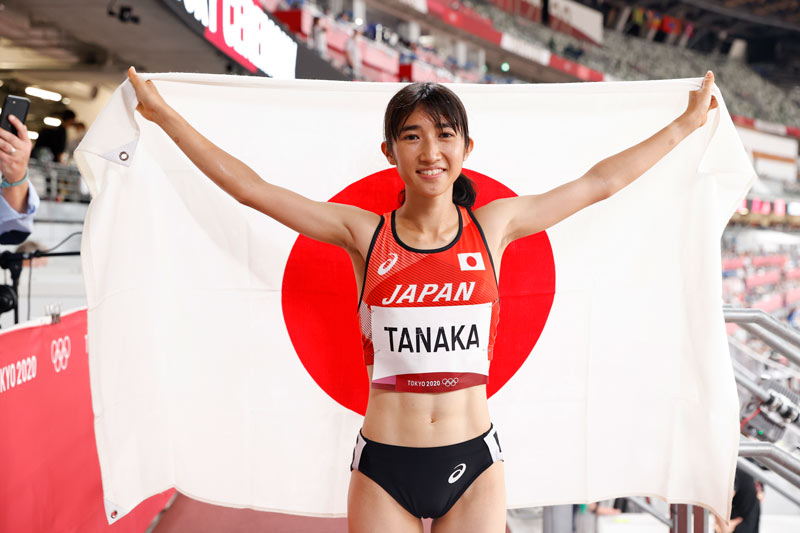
[127,67,718,532]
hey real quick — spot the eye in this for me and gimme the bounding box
[402,134,418,140]
[440,132,454,138]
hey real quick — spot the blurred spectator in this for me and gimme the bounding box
[65,122,87,162]
[755,480,765,503]
[401,41,420,63]
[612,497,631,513]
[714,467,760,533]
[0,114,38,245]
[365,22,378,41]
[310,16,327,59]
[574,501,620,533]
[31,109,76,163]
[564,43,585,60]
[346,27,363,79]
[788,306,798,328]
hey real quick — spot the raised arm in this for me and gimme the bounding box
[476,71,719,248]
[126,67,379,256]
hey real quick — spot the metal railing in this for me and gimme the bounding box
[27,160,90,204]
[724,306,800,368]
[736,457,800,507]
[738,440,800,488]
[540,306,800,533]
[628,497,672,527]
[631,306,800,533]
[725,306,800,529]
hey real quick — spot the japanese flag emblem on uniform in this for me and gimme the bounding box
[458,252,484,271]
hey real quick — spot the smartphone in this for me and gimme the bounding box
[0,95,31,137]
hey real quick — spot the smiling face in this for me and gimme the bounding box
[382,82,475,205]
[381,106,473,201]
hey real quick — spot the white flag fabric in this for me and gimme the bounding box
[75,73,754,524]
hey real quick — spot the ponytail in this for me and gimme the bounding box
[452,174,476,209]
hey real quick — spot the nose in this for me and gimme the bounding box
[419,137,441,163]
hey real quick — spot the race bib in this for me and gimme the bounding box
[370,303,493,381]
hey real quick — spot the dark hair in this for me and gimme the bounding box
[61,109,76,121]
[384,82,476,209]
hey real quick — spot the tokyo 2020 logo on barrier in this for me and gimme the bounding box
[51,336,71,373]
[282,168,555,415]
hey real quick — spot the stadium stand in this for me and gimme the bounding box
[269,0,800,128]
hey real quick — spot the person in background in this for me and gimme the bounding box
[311,16,328,59]
[0,114,39,245]
[65,121,87,162]
[32,109,76,163]
[573,501,621,533]
[714,467,760,533]
[346,27,363,80]
[755,480,765,504]
[788,306,798,328]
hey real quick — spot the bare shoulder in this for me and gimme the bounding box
[471,197,518,252]
[339,204,383,258]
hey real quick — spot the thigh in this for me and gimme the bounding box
[348,470,424,533]
[431,461,506,533]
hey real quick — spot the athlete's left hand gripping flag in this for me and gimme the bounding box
[75,74,754,524]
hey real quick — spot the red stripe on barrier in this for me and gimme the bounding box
[426,0,503,44]
[548,54,604,81]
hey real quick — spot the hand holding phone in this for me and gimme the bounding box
[0,95,30,137]
[0,95,33,185]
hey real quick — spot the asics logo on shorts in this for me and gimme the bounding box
[377,253,398,275]
[448,463,466,484]
[442,377,459,387]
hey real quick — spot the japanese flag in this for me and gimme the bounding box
[76,74,753,524]
[458,252,485,271]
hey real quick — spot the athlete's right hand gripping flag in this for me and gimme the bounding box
[75,75,754,524]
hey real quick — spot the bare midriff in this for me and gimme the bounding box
[360,365,492,447]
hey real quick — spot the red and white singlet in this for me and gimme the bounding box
[359,205,500,393]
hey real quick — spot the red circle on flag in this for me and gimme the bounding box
[281,168,555,415]
[466,256,477,267]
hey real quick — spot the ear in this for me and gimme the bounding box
[381,141,397,165]
[463,137,474,161]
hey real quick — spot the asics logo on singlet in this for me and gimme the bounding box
[442,377,459,387]
[377,253,398,275]
[448,463,467,484]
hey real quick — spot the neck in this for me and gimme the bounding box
[396,189,458,235]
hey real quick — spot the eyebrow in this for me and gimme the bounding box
[398,122,456,134]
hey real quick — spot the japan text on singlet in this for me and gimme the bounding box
[358,205,500,393]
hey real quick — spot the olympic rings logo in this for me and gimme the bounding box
[51,336,71,373]
[442,377,459,387]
